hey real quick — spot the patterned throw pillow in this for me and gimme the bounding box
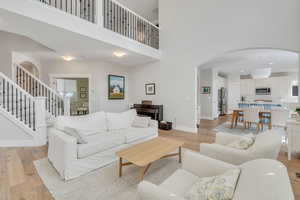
[184,168,241,200]
[227,136,255,150]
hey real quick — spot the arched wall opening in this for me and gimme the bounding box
[196,48,299,123]
[19,61,40,78]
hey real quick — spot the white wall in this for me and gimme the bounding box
[0,31,47,78]
[227,74,241,114]
[0,112,32,141]
[199,68,223,120]
[199,69,213,119]
[40,60,132,113]
[129,0,300,132]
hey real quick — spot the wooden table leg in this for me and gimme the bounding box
[140,163,151,181]
[119,157,123,177]
[179,146,182,163]
[231,111,236,129]
[269,115,272,129]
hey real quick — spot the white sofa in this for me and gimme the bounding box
[48,110,158,180]
[199,130,282,165]
[138,151,294,200]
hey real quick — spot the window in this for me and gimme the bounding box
[292,85,298,96]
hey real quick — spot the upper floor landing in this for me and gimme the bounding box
[0,0,161,65]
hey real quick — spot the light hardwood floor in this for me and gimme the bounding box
[0,116,300,200]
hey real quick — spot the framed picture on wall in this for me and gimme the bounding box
[201,87,211,94]
[108,75,125,100]
[145,83,156,95]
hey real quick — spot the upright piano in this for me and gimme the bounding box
[132,103,163,121]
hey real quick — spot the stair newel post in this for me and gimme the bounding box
[34,97,47,144]
[12,64,17,83]
[64,96,71,116]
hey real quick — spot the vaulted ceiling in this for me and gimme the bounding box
[201,49,299,75]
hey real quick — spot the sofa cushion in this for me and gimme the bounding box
[121,109,137,128]
[106,112,128,131]
[160,169,200,197]
[55,111,107,136]
[77,133,125,159]
[132,116,151,128]
[123,127,156,143]
[107,110,138,131]
[248,130,282,155]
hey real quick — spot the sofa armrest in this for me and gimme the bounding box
[182,150,236,178]
[150,119,158,128]
[138,181,185,200]
[48,128,77,179]
[215,132,245,145]
[200,143,254,165]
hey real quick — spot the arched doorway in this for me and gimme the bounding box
[197,48,299,123]
[20,61,40,78]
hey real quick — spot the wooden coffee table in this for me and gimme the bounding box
[116,137,184,181]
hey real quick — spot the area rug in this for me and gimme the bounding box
[34,157,180,200]
[214,122,287,144]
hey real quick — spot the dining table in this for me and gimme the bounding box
[230,109,272,129]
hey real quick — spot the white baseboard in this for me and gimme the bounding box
[200,116,214,120]
[174,125,198,134]
[0,139,37,147]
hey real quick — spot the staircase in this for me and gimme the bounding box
[0,72,47,146]
[0,65,67,147]
[14,64,65,117]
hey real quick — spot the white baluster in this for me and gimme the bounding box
[64,97,71,116]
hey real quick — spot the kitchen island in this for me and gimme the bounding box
[239,102,282,109]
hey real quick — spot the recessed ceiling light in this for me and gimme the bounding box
[113,51,127,58]
[269,62,273,65]
[62,56,75,61]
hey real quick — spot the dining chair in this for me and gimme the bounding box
[271,108,290,127]
[243,107,261,132]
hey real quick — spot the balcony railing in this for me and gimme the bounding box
[103,0,159,49]
[35,0,159,49]
[36,0,96,23]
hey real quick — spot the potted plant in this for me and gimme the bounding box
[295,108,300,121]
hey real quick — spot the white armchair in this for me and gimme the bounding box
[271,108,289,127]
[138,151,236,200]
[138,150,294,200]
[200,130,282,165]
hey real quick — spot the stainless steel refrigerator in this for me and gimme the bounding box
[218,87,227,116]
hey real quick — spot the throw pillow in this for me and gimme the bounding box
[63,127,88,144]
[132,116,150,128]
[106,112,128,130]
[227,135,255,150]
[185,168,241,200]
[121,109,137,128]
